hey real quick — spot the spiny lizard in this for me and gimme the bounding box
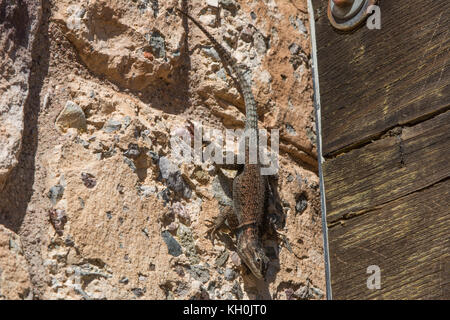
[176,8,282,280]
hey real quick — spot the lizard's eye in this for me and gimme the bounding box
[256,257,261,263]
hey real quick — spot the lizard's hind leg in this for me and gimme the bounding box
[265,174,285,229]
[264,175,293,253]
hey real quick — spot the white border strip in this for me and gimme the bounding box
[307,0,332,300]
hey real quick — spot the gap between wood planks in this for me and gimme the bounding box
[323,104,450,159]
[327,175,450,228]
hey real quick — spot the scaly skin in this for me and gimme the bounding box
[176,8,270,279]
[233,163,269,279]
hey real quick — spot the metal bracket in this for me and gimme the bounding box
[327,0,378,31]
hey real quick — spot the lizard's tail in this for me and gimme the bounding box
[175,8,258,130]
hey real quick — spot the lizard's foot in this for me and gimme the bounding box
[265,175,285,230]
[205,205,235,244]
[267,204,281,226]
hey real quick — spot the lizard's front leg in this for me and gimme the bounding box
[206,163,242,243]
[206,204,239,243]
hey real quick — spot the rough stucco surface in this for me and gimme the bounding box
[0,0,325,300]
[0,225,32,299]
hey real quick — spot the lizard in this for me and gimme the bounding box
[175,8,282,280]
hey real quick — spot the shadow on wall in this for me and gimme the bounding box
[0,2,49,233]
[137,0,193,115]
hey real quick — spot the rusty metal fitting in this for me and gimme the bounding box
[333,0,354,7]
[328,0,378,31]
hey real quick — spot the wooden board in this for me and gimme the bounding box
[329,179,449,299]
[313,0,450,156]
[324,110,450,223]
[313,0,450,299]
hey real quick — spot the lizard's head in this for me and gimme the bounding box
[238,239,269,280]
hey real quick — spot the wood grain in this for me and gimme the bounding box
[313,0,450,156]
[313,0,450,299]
[323,110,450,223]
[328,179,449,299]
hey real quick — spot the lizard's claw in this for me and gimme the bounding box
[266,199,284,229]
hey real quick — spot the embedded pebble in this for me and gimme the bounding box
[289,43,300,55]
[122,116,131,128]
[103,119,122,133]
[188,265,210,283]
[48,184,64,205]
[172,202,189,220]
[295,285,310,300]
[139,185,157,197]
[177,224,198,263]
[119,277,129,284]
[131,288,145,297]
[81,172,97,188]
[202,47,220,61]
[123,143,140,159]
[56,101,87,131]
[221,0,238,13]
[123,157,137,173]
[224,268,236,281]
[295,194,308,213]
[161,231,182,257]
[207,0,219,7]
[148,30,166,58]
[158,157,191,198]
